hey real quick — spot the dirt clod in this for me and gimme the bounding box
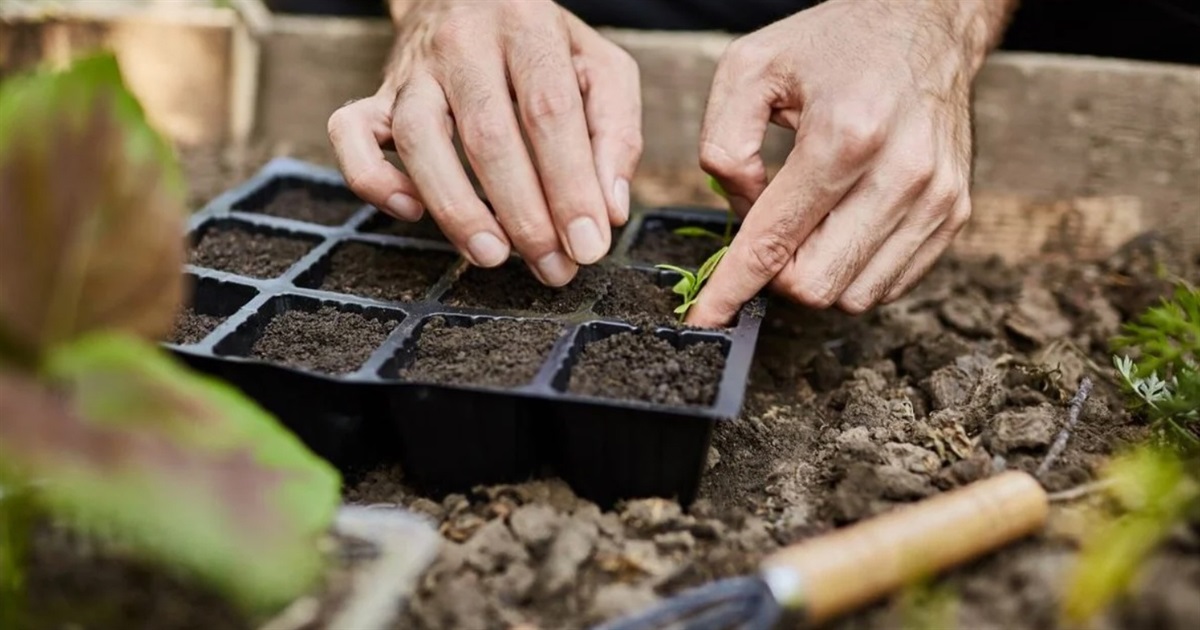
[250,306,397,374]
[190,225,313,278]
[985,405,1060,454]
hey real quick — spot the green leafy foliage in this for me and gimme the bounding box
[1063,284,1200,623]
[656,246,728,321]
[0,53,341,615]
[672,226,725,240]
[0,52,187,364]
[671,175,736,246]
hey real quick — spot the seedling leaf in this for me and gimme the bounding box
[0,333,341,612]
[0,52,186,362]
[672,226,724,240]
[707,175,728,199]
[696,246,729,284]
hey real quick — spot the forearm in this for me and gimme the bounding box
[935,0,1021,73]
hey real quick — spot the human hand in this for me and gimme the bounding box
[685,0,1015,326]
[327,0,642,286]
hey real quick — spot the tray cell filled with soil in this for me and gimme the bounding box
[231,176,365,226]
[167,274,259,346]
[213,295,404,376]
[441,260,601,314]
[387,314,565,388]
[627,211,741,269]
[592,266,682,328]
[294,241,458,303]
[358,211,449,242]
[556,323,729,407]
[188,219,320,279]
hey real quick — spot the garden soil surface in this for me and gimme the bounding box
[22,147,1200,630]
[629,229,725,270]
[567,330,725,407]
[249,307,399,374]
[189,224,313,279]
[398,317,565,388]
[246,186,363,226]
[315,242,456,302]
[168,308,223,345]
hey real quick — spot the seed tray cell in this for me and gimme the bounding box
[170,157,765,506]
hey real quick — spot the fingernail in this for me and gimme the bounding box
[613,178,630,223]
[385,193,422,221]
[535,251,577,287]
[567,217,606,264]
[467,232,508,267]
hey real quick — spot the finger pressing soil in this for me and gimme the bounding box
[250,307,398,374]
[317,243,456,302]
[567,330,725,406]
[248,186,363,226]
[399,317,564,388]
[190,225,313,279]
[169,309,223,345]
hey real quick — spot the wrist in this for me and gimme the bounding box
[931,0,1018,74]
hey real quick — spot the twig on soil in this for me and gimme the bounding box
[1036,377,1095,479]
[1048,479,1116,503]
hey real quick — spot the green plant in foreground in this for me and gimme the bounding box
[0,52,340,622]
[1062,283,1200,624]
[656,246,729,321]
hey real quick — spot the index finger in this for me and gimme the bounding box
[684,140,864,328]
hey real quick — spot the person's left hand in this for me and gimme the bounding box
[685,0,1015,327]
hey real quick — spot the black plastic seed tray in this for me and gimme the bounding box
[169,157,764,507]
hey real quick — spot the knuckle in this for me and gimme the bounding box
[613,127,643,159]
[746,233,794,280]
[343,165,381,196]
[459,115,510,152]
[946,197,973,231]
[896,155,936,198]
[390,113,423,152]
[790,278,839,309]
[823,109,886,165]
[523,89,581,126]
[837,288,877,315]
[699,141,751,180]
[505,218,553,249]
[430,16,473,55]
[722,36,769,74]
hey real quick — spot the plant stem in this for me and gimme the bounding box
[722,210,733,246]
[1037,377,1095,478]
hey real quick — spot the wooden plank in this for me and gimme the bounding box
[0,3,239,146]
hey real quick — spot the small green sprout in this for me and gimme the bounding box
[656,246,729,321]
[672,175,736,245]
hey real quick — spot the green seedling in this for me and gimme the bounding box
[1062,282,1200,624]
[656,246,729,321]
[671,175,736,245]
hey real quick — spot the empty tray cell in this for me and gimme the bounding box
[592,266,682,328]
[189,220,319,279]
[359,211,449,242]
[555,323,729,407]
[168,274,259,345]
[214,294,404,375]
[386,314,565,388]
[296,241,457,303]
[628,211,740,269]
[442,260,602,314]
[232,176,365,226]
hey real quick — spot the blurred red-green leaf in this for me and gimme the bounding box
[0,53,187,363]
[0,333,341,611]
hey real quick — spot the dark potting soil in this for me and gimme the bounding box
[250,306,397,374]
[398,317,564,388]
[169,308,223,345]
[442,262,602,314]
[567,331,725,406]
[189,225,312,279]
[592,267,680,328]
[317,243,456,302]
[249,186,363,226]
[363,214,449,242]
[629,229,725,269]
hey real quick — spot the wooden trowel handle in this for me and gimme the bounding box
[761,470,1049,625]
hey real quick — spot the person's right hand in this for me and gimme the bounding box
[327,0,642,287]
